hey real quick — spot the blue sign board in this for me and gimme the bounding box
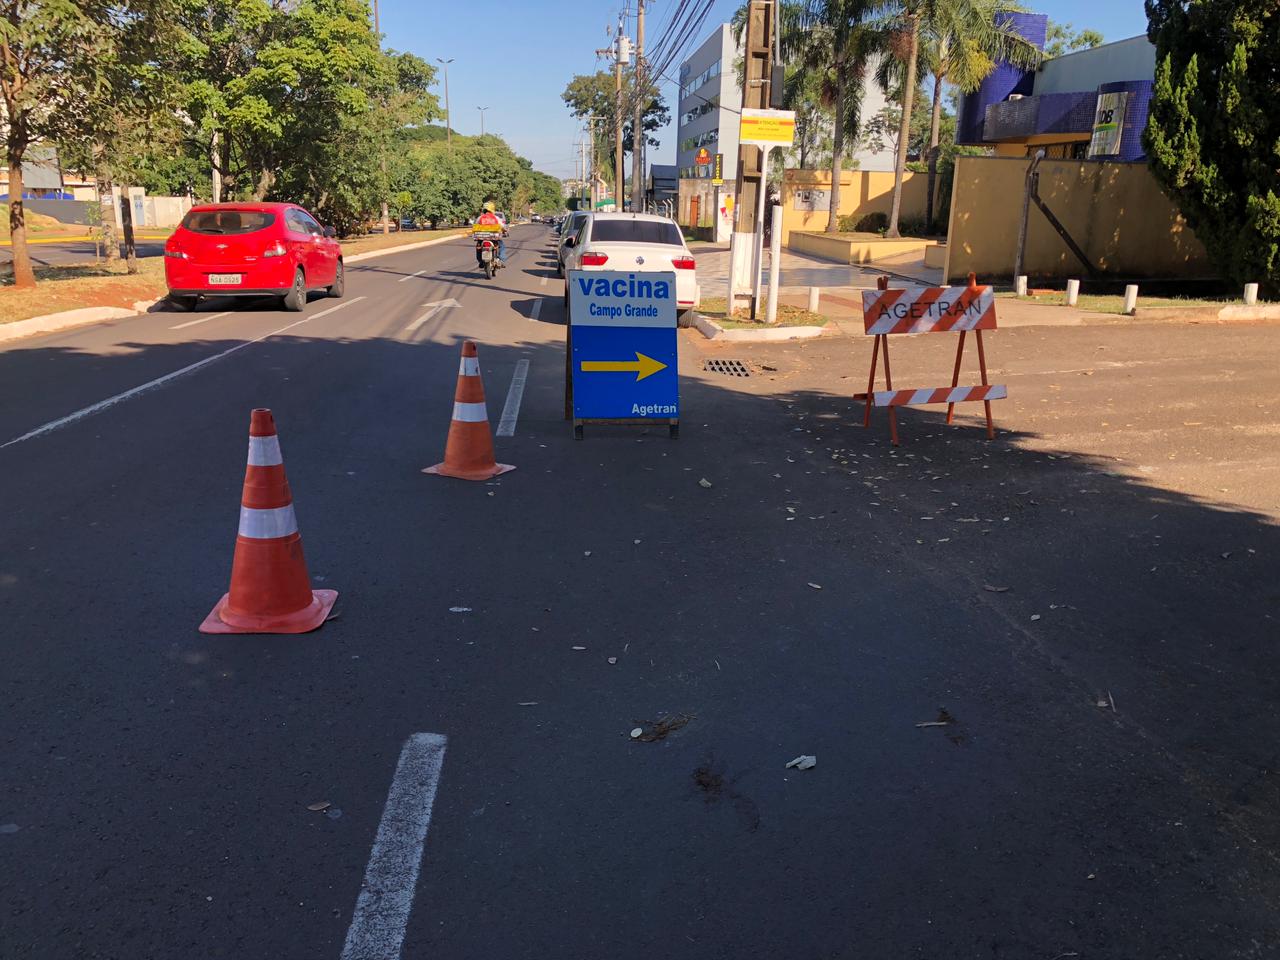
[569,270,679,421]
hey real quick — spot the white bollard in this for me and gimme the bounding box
[808,286,821,312]
[1244,282,1259,305]
[1015,275,1028,297]
[1123,284,1139,315]
[1066,278,1080,306]
[766,204,783,325]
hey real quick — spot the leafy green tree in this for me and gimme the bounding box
[1145,0,1280,293]
[1044,20,1104,58]
[562,70,668,192]
[0,0,142,287]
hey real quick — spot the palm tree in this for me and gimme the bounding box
[883,0,1041,236]
[787,0,884,233]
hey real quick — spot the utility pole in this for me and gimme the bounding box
[477,106,489,136]
[599,19,629,209]
[372,0,379,36]
[725,0,776,317]
[437,57,454,149]
[631,0,645,212]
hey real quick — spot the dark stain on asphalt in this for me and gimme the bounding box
[693,761,761,833]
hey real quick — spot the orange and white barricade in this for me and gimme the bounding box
[857,274,1006,445]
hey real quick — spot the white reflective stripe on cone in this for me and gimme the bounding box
[247,435,283,466]
[452,401,488,423]
[238,503,299,539]
[459,357,481,377]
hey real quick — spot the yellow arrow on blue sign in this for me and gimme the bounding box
[580,352,668,382]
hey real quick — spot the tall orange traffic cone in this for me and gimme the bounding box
[423,341,515,481]
[200,408,338,634]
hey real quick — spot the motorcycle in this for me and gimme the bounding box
[474,230,507,279]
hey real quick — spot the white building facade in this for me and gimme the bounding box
[676,24,743,182]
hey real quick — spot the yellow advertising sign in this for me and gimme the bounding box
[739,108,796,147]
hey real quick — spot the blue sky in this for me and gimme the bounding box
[379,1,1151,180]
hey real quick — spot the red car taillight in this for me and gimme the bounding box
[164,248,186,260]
[580,252,609,266]
[262,240,287,258]
[671,256,696,270]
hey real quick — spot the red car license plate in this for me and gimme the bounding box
[208,273,242,285]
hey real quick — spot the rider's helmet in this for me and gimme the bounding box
[483,201,497,213]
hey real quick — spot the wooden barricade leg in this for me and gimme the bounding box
[881,334,899,446]
[975,329,995,440]
[863,335,881,428]
[946,330,966,425]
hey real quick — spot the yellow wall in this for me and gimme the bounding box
[944,156,1211,283]
[781,168,933,246]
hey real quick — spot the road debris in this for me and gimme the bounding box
[630,714,694,742]
[608,656,618,664]
[699,478,713,488]
[306,801,331,812]
[1031,614,1042,621]
[572,646,586,651]
[807,582,822,590]
[518,702,539,706]
[916,708,957,728]
[785,755,817,770]
[983,584,1010,593]
[449,606,472,613]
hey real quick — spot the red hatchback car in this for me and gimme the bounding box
[164,202,344,312]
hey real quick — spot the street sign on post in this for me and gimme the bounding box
[711,153,723,186]
[567,270,679,439]
[739,108,796,147]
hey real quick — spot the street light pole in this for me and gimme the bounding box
[437,58,454,149]
[477,106,489,137]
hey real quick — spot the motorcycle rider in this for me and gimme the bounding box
[474,201,509,266]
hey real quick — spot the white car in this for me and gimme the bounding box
[562,212,699,318]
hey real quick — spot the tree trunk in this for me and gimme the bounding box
[887,13,920,238]
[827,78,846,233]
[252,166,274,201]
[7,152,36,289]
[210,129,222,203]
[926,71,943,233]
[98,175,119,262]
[119,188,138,274]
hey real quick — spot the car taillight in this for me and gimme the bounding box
[581,252,609,266]
[262,241,287,258]
[164,248,186,260]
[671,256,696,270]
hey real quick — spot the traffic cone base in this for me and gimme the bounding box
[423,341,516,482]
[422,462,515,481]
[200,588,337,635]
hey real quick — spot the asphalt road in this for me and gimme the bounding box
[3,224,1279,959]
[0,237,168,267]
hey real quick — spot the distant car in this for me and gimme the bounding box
[556,211,590,277]
[561,212,699,318]
[531,214,542,223]
[399,217,416,230]
[164,202,343,312]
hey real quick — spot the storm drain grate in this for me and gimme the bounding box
[703,359,752,377]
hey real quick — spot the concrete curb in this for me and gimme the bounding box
[0,231,468,346]
[0,300,162,345]
[690,312,826,342]
[1217,304,1280,322]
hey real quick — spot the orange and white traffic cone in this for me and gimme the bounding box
[423,341,515,481]
[200,408,338,634]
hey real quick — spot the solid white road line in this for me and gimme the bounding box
[398,269,427,283]
[496,359,530,437]
[170,311,231,330]
[0,297,365,450]
[340,733,448,960]
[529,299,542,322]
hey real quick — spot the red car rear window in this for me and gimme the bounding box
[181,210,276,235]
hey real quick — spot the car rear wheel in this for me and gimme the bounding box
[327,260,345,298]
[281,268,306,312]
[168,294,198,312]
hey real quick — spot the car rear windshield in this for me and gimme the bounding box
[181,210,276,235]
[590,220,682,245]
